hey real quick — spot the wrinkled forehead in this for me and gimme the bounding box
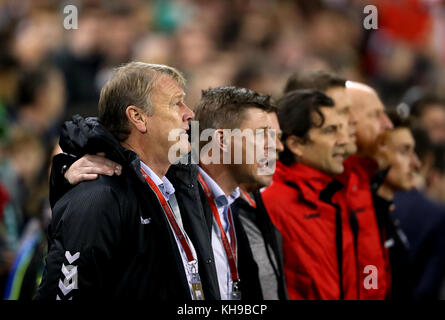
[154,75,185,98]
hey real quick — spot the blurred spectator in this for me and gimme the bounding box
[11,65,65,146]
[410,95,445,145]
[51,6,104,118]
[426,145,445,204]
[393,127,445,300]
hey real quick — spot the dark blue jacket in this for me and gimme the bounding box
[393,189,445,300]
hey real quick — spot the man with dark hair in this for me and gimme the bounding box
[192,86,282,300]
[234,110,288,300]
[261,89,348,299]
[283,70,356,156]
[409,95,445,145]
[281,70,358,299]
[284,70,348,94]
[37,62,208,300]
[372,111,421,299]
[392,133,445,299]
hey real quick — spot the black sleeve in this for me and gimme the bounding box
[49,153,77,209]
[36,182,123,300]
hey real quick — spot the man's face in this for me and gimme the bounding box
[268,112,284,155]
[239,112,284,191]
[230,108,280,187]
[421,105,445,144]
[349,88,393,157]
[298,107,348,175]
[380,128,420,192]
[147,75,194,159]
[325,86,357,156]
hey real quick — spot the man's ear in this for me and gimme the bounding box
[125,105,147,133]
[214,129,230,152]
[285,135,304,158]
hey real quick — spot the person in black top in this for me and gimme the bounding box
[373,112,421,299]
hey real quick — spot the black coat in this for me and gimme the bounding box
[373,194,413,300]
[37,116,208,300]
[393,189,445,300]
[45,115,261,300]
[232,191,289,300]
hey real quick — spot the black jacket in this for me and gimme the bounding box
[44,116,262,300]
[373,193,413,300]
[232,191,288,300]
[37,116,211,300]
[393,189,445,300]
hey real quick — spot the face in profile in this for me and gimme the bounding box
[348,87,393,157]
[238,112,284,192]
[378,128,420,192]
[289,106,348,176]
[326,86,357,156]
[148,75,194,159]
[420,105,445,145]
[229,108,282,188]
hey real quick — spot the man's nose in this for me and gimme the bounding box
[268,130,284,153]
[276,137,284,153]
[381,113,393,130]
[337,129,348,146]
[182,102,194,122]
[412,153,421,169]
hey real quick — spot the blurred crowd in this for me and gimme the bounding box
[1,0,445,299]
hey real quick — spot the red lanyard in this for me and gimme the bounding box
[241,190,256,208]
[140,167,195,262]
[197,172,239,283]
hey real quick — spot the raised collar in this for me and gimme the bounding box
[273,161,336,203]
[343,155,378,181]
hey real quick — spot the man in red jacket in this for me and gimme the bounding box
[262,89,349,299]
[283,71,359,299]
[285,74,395,299]
[336,81,394,299]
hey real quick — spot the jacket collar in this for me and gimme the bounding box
[273,161,335,204]
[60,115,150,186]
[343,155,379,181]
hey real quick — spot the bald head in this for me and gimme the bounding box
[345,81,393,158]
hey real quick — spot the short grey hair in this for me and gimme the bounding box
[98,61,185,141]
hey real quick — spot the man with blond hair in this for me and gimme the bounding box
[36,62,204,300]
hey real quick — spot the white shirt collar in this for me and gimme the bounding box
[198,167,240,208]
[140,161,175,200]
